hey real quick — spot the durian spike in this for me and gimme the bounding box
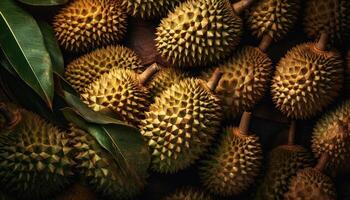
[206,68,223,91]
[0,103,21,129]
[232,0,255,15]
[287,121,296,145]
[238,111,252,135]
[258,34,273,52]
[138,63,161,85]
[314,153,329,172]
[315,32,329,51]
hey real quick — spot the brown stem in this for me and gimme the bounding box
[287,121,296,145]
[258,34,273,52]
[315,32,328,51]
[138,63,161,85]
[206,68,223,91]
[315,153,329,172]
[0,103,21,129]
[232,0,255,15]
[239,111,252,135]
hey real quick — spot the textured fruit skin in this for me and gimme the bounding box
[200,127,263,196]
[284,168,337,200]
[271,43,343,119]
[69,126,147,200]
[121,0,183,19]
[304,0,350,47]
[65,46,142,93]
[203,46,272,119]
[81,68,150,126]
[163,188,212,200]
[156,0,242,68]
[255,145,314,200]
[312,100,350,174]
[247,0,300,41]
[0,108,74,200]
[55,183,97,200]
[141,78,222,173]
[53,0,127,53]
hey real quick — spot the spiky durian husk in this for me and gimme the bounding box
[53,0,127,53]
[0,109,74,200]
[312,100,350,174]
[200,127,263,196]
[65,46,142,93]
[271,43,343,119]
[163,188,212,200]
[69,126,147,200]
[203,46,272,119]
[156,0,242,68]
[255,145,315,200]
[247,0,300,41]
[121,0,183,19]
[55,183,97,200]
[81,68,150,126]
[304,0,350,47]
[284,168,337,200]
[141,78,222,173]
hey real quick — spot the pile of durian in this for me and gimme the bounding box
[1,0,350,199]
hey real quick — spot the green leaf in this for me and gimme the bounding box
[62,108,150,185]
[38,21,64,76]
[0,0,54,108]
[0,50,16,75]
[17,0,69,6]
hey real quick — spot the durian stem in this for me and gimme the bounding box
[315,32,328,51]
[0,103,21,129]
[287,121,296,145]
[138,63,161,85]
[315,153,329,172]
[232,0,255,15]
[258,35,273,52]
[239,111,252,135]
[206,68,223,91]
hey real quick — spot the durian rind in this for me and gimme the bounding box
[141,78,222,173]
[156,0,242,68]
[200,127,263,196]
[163,188,212,200]
[271,43,343,119]
[65,45,142,93]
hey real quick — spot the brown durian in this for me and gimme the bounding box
[53,0,127,53]
[163,188,212,200]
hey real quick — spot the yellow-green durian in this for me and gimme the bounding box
[247,0,301,41]
[0,104,74,200]
[271,41,343,119]
[156,0,243,68]
[163,188,212,200]
[312,100,350,174]
[141,73,222,173]
[304,0,350,47]
[65,45,143,93]
[69,126,147,200]
[53,0,127,53]
[121,0,183,19]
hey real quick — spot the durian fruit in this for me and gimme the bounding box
[284,154,337,200]
[121,0,183,19]
[55,183,97,200]
[81,64,160,126]
[200,112,263,196]
[247,0,301,42]
[69,126,147,200]
[156,0,255,68]
[53,0,127,53]
[163,188,212,200]
[255,122,315,200]
[65,45,143,93]
[141,69,223,173]
[312,100,350,174]
[271,33,344,119]
[304,0,350,47]
[202,38,272,119]
[0,103,75,200]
